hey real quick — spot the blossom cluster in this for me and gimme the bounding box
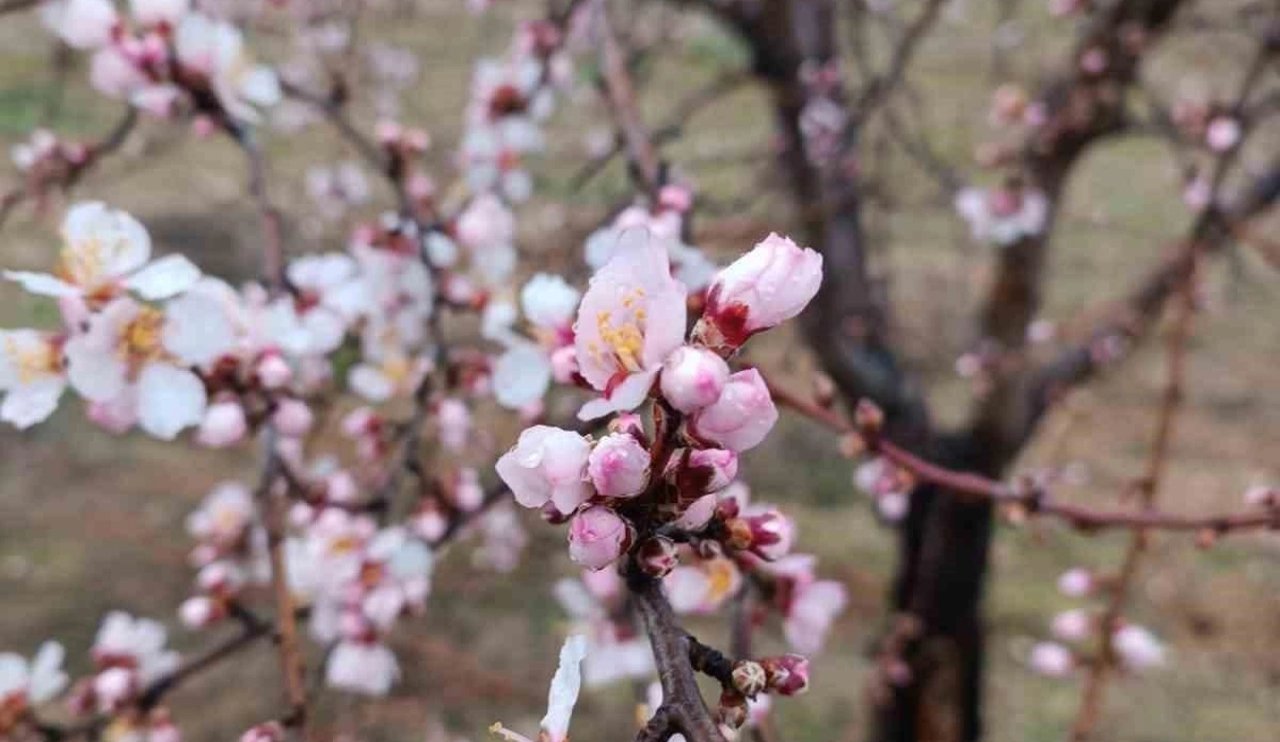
[40,0,280,124]
[1028,566,1167,678]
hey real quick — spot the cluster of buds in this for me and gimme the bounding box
[1171,99,1244,153]
[496,230,823,573]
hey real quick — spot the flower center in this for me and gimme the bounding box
[4,335,61,384]
[120,307,167,367]
[590,288,647,373]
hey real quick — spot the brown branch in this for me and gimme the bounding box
[0,0,39,15]
[852,0,948,121]
[594,0,664,195]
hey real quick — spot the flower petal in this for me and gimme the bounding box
[137,363,206,440]
[1,378,65,429]
[125,254,201,300]
[3,271,80,298]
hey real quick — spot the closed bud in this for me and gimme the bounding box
[197,399,248,448]
[256,353,292,389]
[761,654,810,696]
[717,691,749,729]
[701,233,823,348]
[688,369,778,452]
[665,447,738,497]
[660,346,730,413]
[745,508,795,560]
[637,536,679,578]
[588,432,652,498]
[178,596,222,629]
[272,399,314,438]
[240,722,286,742]
[567,506,632,571]
[731,660,767,698]
[854,399,884,435]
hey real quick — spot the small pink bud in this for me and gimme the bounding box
[761,654,810,696]
[179,596,220,629]
[674,493,718,532]
[1028,642,1074,677]
[636,536,679,578]
[567,506,631,571]
[341,407,380,438]
[732,660,767,697]
[1205,116,1241,153]
[550,345,579,384]
[240,722,286,742]
[375,120,402,145]
[148,720,181,742]
[257,353,292,389]
[197,400,248,448]
[660,346,730,413]
[273,399,314,438]
[325,471,358,503]
[93,667,137,710]
[1056,568,1093,597]
[1051,609,1092,642]
[669,447,738,497]
[455,468,484,511]
[587,433,652,498]
[689,369,778,452]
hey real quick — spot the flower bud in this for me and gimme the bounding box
[197,400,248,448]
[93,667,137,711]
[1056,567,1093,597]
[550,345,580,384]
[240,722,285,742]
[660,346,730,413]
[700,233,823,347]
[665,448,739,500]
[179,596,220,629]
[567,506,632,571]
[745,508,795,560]
[1028,642,1074,678]
[1051,609,1092,642]
[674,494,718,532]
[636,536,679,578]
[761,654,810,696]
[854,398,884,434]
[731,660,767,698]
[256,353,292,389]
[587,433,651,498]
[689,369,778,452]
[272,399,314,438]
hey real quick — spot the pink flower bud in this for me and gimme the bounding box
[257,353,292,389]
[658,184,694,213]
[660,346,730,413]
[702,233,822,346]
[587,433,651,498]
[1028,642,1074,677]
[148,720,181,742]
[455,468,483,511]
[341,407,380,438]
[665,447,738,498]
[1051,609,1092,642]
[761,654,810,696]
[745,508,795,560]
[567,506,631,571]
[437,397,471,452]
[1056,568,1093,597]
[496,426,593,514]
[689,369,778,452]
[326,471,359,503]
[197,400,248,448]
[272,399,314,438]
[1205,116,1241,153]
[179,596,220,629]
[637,536,679,578]
[240,722,285,742]
[93,667,136,711]
[550,345,579,384]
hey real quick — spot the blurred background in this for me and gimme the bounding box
[1,1,1277,741]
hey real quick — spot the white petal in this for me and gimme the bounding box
[1,378,65,429]
[137,363,207,440]
[540,635,588,739]
[163,291,236,365]
[349,365,394,402]
[29,641,68,703]
[63,201,152,278]
[3,271,80,297]
[64,336,128,402]
[125,254,202,300]
[493,344,551,409]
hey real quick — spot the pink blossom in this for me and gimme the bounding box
[1205,116,1242,152]
[496,425,593,514]
[761,654,809,696]
[689,369,778,452]
[1051,609,1092,642]
[745,508,795,560]
[0,641,67,707]
[587,433,651,498]
[659,346,730,413]
[1057,567,1094,597]
[272,399,314,438]
[1112,625,1165,671]
[567,506,631,570]
[665,448,738,497]
[784,579,847,654]
[573,229,688,420]
[701,233,822,347]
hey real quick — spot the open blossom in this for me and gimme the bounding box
[689,369,778,452]
[496,426,593,514]
[0,330,67,429]
[587,433,651,498]
[567,506,631,570]
[64,294,232,439]
[520,273,580,336]
[766,555,847,653]
[5,202,200,305]
[40,0,119,49]
[665,556,742,614]
[573,229,687,420]
[659,346,729,414]
[553,576,653,687]
[174,14,282,123]
[701,233,823,346]
[92,612,180,687]
[0,642,68,713]
[954,186,1048,246]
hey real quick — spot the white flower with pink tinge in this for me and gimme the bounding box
[764,554,848,654]
[553,575,654,688]
[92,612,180,687]
[574,229,688,420]
[5,202,201,305]
[0,330,67,429]
[174,13,281,124]
[40,0,118,50]
[496,425,593,514]
[63,291,234,439]
[491,635,588,742]
[0,642,68,712]
[267,253,368,357]
[954,186,1049,247]
[325,640,400,696]
[700,233,823,346]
